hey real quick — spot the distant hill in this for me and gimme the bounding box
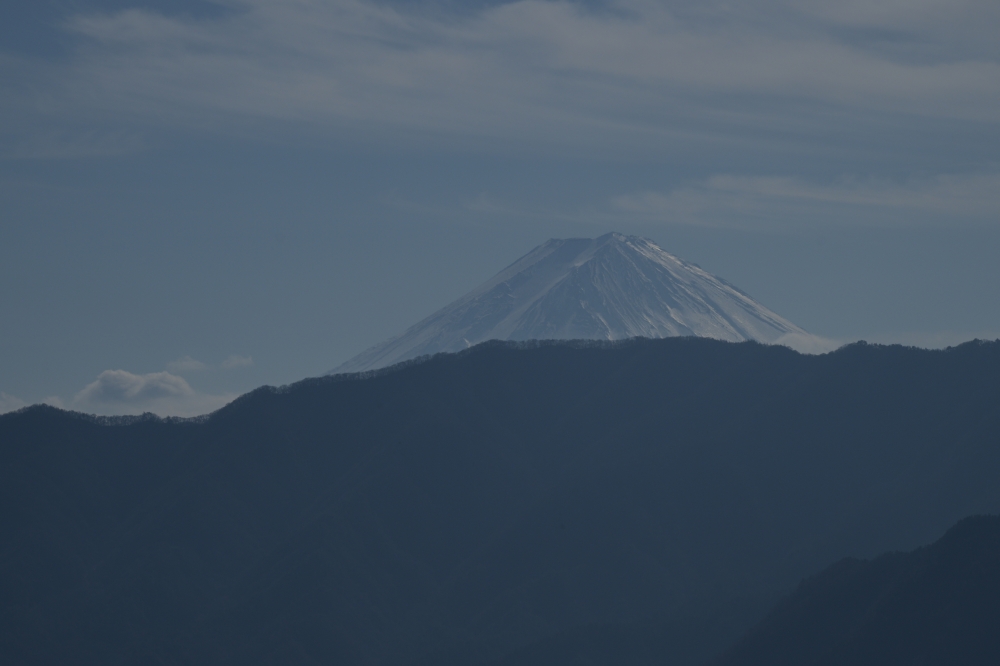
[3,337,1000,665]
[716,515,1000,666]
[334,233,809,372]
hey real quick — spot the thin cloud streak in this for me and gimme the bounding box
[613,172,1000,228]
[0,130,144,160]
[47,0,1000,145]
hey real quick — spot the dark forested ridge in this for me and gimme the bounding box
[3,337,1000,665]
[716,514,1000,666]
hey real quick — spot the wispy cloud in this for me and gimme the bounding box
[613,172,1000,228]
[32,0,997,149]
[220,354,253,369]
[0,392,28,415]
[0,130,144,160]
[166,354,253,374]
[0,392,64,415]
[73,369,235,417]
[166,355,208,374]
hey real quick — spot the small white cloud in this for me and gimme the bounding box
[0,392,28,415]
[76,369,194,404]
[220,354,253,369]
[72,369,235,417]
[166,355,208,374]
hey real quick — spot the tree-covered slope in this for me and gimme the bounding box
[2,338,1000,665]
[716,515,1000,666]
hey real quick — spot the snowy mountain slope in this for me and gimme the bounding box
[333,233,810,373]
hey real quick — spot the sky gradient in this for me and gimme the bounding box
[2,0,999,415]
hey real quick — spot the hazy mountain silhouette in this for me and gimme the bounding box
[334,233,809,372]
[3,337,1000,665]
[716,515,1000,666]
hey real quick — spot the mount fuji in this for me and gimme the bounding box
[334,233,813,373]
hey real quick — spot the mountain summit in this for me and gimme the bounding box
[335,233,808,373]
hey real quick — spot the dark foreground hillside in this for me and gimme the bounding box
[2,338,1000,665]
[717,515,1000,666]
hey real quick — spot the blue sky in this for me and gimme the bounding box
[2,0,999,415]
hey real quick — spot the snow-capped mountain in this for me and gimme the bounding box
[334,233,810,373]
